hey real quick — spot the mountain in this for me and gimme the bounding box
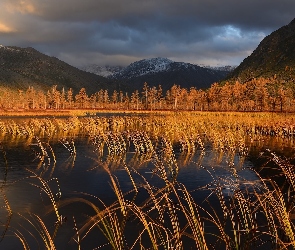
[83,57,230,92]
[226,18,295,83]
[200,65,237,72]
[111,58,173,79]
[0,45,119,94]
[80,65,124,77]
[0,45,230,95]
[114,58,230,91]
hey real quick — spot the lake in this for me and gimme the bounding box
[0,113,295,249]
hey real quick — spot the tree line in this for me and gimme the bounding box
[0,77,294,112]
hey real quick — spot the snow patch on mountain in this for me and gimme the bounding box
[80,57,235,79]
[80,65,124,77]
[0,45,20,52]
[138,57,174,73]
[111,57,174,79]
[198,64,237,72]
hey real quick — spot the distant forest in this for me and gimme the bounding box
[0,77,294,112]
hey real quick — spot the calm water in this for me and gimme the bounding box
[0,127,293,249]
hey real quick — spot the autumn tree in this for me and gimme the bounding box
[111,90,118,109]
[119,91,124,109]
[170,84,181,110]
[124,92,130,110]
[219,82,233,111]
[278,84,293,112]
[253,79,268,111]
[157,85,163,109]
[266,82,280,111]
[232,81,246,111]
[36,90,46,109]
[103,90,109,108]
[148,86,158,111]
[242,81,255,111]
[142,82,149,110]
[18,90,25,109]
[52,86,61,109]
[60,88,66,109]
[75,88,89,109]
[67,88,74,109]
[26,86,36,109]
[207,83,220,111]
[89,93,97,108]
[130,90,140,110]
[187,87,198,110]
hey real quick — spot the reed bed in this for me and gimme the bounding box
[1,112,295,249]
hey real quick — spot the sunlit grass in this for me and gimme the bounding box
[1,112,295,248]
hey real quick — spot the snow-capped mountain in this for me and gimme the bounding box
[111,58,174,79]
[80,65,124,77]
[81,58,235,80]
[110,57,230,91]
[79,57,231,91]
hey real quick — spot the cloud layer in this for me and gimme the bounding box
[1,0,294,67]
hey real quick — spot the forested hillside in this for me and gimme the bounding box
[0,46,118,94]
[226,18,295,84]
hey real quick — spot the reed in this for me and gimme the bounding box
[2,112,295,248]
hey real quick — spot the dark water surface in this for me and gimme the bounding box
[0,130,294,249]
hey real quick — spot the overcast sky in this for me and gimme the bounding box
[0,0,294,68]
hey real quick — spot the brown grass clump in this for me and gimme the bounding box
[2,112,295,248]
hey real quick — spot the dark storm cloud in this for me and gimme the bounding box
[1,0,295,67]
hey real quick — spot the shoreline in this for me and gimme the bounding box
[0,109,295,117]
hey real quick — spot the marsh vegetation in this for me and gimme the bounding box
[1,112,295,249]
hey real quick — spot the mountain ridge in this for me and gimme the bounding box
[81,57,235,79]
[113,58,230,91]
[225,18,295,83]
[0,46,230,94]
[0,45,118,94]
[80,65,124,77]
[81,57,231,91]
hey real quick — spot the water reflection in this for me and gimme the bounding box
[0,117,295,249]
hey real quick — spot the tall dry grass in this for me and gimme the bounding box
[1,112,295,248]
